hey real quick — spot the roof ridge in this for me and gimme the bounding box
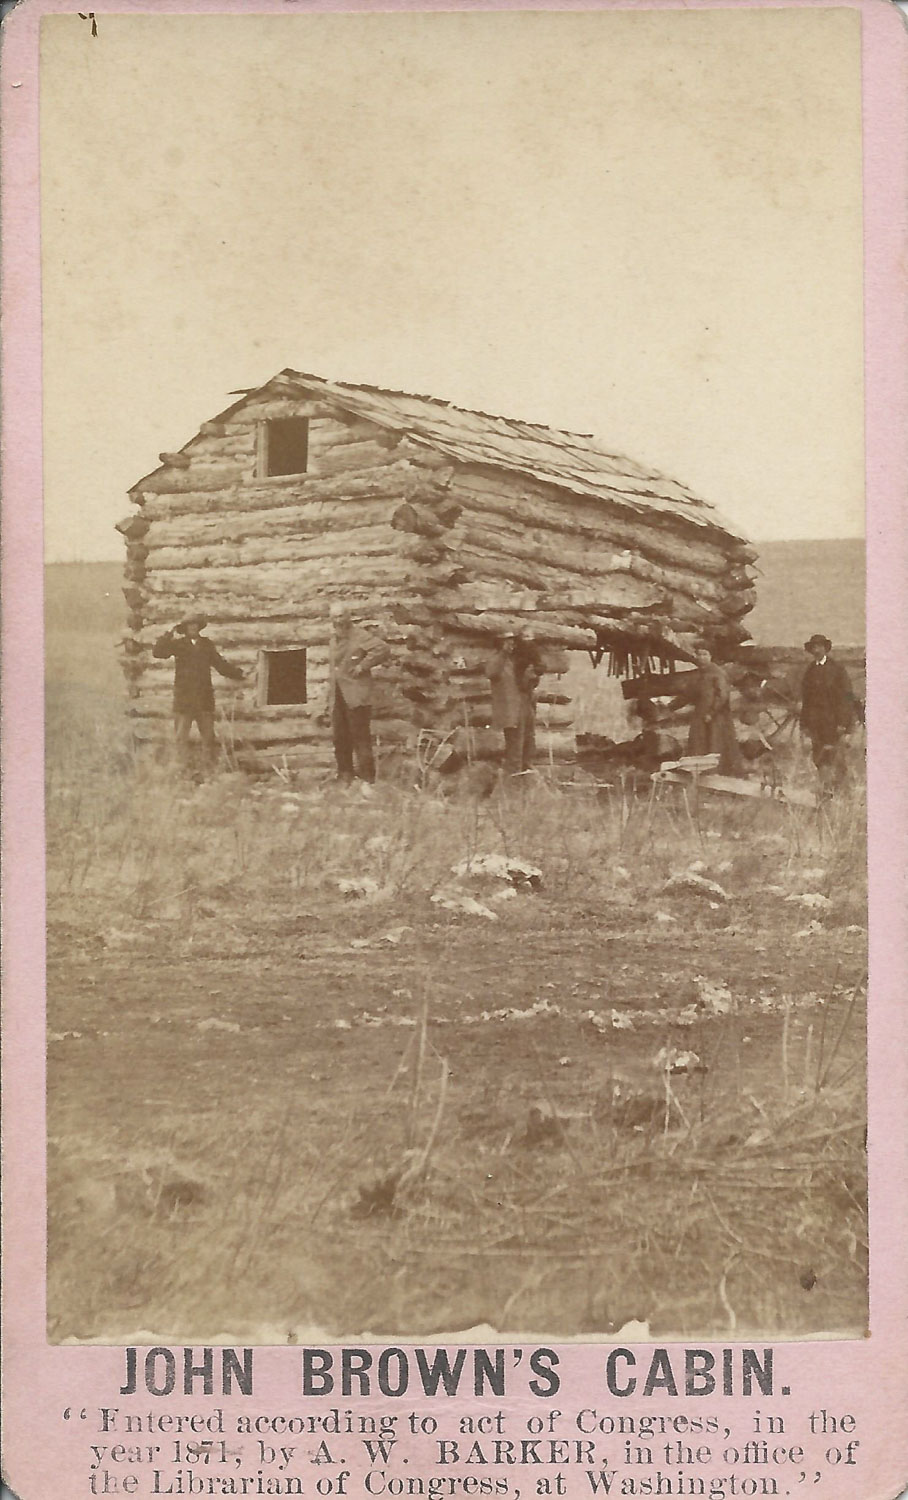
[282,369,597,441]
[128,366,747,546]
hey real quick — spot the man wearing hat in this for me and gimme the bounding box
[326,604,391,785]
[484,626,544,776]
[152,614,245,772]
[800,634,858,784]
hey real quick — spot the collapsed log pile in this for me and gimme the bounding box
[118,370,759,770]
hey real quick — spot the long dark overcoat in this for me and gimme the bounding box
[686,662,745,776]
[485,649,541,731]
[800,658,856,747]
[152,631,244,714]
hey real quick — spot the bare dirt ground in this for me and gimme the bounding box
[45,634,868,1345]
[48,897,866,1343]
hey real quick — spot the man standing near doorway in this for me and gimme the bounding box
[485,627,543,776]
[799,633,858,789]
[327,604,391,787]
[152,614,245,774]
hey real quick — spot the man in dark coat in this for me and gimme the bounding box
[799,634,857,784]
[484,628,543,776]
[327,604,391,787]
[152,614,245,772]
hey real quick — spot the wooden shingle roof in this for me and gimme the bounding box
[133,367,747,547]
[270,370,748,544]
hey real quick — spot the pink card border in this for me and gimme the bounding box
[2,2,907,1497]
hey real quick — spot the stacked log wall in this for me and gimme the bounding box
[383,459,757,752]
[120,399,444,769]
[432,467,755,652]
[119,386,758,770]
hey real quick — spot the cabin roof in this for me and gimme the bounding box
[132,368,747,544]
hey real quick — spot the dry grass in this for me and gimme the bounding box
[45,629,868,1341]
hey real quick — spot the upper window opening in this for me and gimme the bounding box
[261,417,309,477]
[260,649,308,705]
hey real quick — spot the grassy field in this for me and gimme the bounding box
[45,561,867,1343]
[747,539,864,648]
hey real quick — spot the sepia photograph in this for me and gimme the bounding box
[41,6,868,1346]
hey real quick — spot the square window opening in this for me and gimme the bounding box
[261,417,309,477]
[261,649,308,706]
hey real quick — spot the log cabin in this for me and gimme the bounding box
[117,369,758,772]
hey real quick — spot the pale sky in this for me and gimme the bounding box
[39,6,865,561]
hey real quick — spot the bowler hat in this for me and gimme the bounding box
[804,634,832,653]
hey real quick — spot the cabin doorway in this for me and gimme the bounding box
[557,653,634,741]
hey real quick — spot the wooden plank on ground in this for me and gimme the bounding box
[654,768,817,809]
